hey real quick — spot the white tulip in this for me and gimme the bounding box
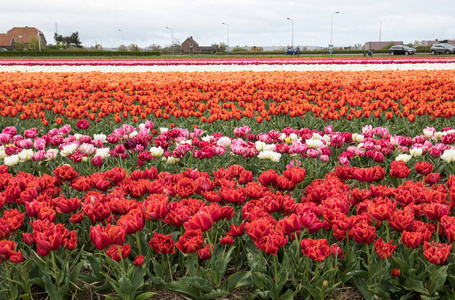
[60,143,78,157]
[18,149,34,162]
[216,137,231,148]
[95,148,110,159]
[409,147,423,157]
[306,138,323,149]
[167,156,180,164]
[395,154,412,163]
[441,149,455,163]
[94,133,107,142]
[4,155,19,166]
[352,133,364,143]
[150,146,164,157]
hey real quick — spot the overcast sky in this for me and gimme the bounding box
[2,0,454,49]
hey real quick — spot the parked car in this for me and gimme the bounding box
[286,48,299,55]
[430,43,455,55]
[388,45,416,55]
[0,48,8,51]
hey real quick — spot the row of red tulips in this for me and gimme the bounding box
[1,57,455,66]
[1,155,455,298]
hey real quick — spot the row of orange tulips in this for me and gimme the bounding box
[1,70,455,127]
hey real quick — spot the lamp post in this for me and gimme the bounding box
[166,27,174,54]
[330,12,339,54]
[166,27,174,46]
[222,22,229,52]
[118,29,124,47]
[287,17,294,49]
[379,19,382,45]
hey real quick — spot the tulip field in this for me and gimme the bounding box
[2,57,455,299]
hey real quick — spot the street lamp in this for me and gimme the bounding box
[166,27,174,54]
[287,18,294,49]
[166,27,174,46]
[379,19,382,45]
[330,11,339,47]
[118,29,124,46]
[222,22,229,52]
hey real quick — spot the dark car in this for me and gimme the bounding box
[430,43,455,55]
[286,48,299,55]
[388,45,416,55]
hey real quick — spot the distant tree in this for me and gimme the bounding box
[380,42,396,50]
[219,42,227,52]
[414,40,421,47]
[28,36,40,50]
[14,41,25,50]
[45,44,60,50]
[117,45,128,51]
[232,47,246,52]
[128,44,141,52]
[148,44,161,51]
[94,43,102,50]
[54,32,82,48]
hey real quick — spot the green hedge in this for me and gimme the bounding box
[0,50,160,57]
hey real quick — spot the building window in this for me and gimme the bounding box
[189,43,193,48]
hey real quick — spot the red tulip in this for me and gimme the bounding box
[352,222,376,244]
[134,254,145,266]
[118,211,145,235]
[76,120,90,130]
[424,203,449,221]
[89,225,112,250]
[184,211,213,232]
[255,230,289,256]
[197,244,214,260]
[53,165,79,181]
[423,241,452,265]
[368,197,396,221]
[175,229,204,254]
[390,161,411,179]
[300,238,330,261]
[227,224,245,237]
[330,244,345,259]
[401,230,422,249]
[105,244,131,262]
[415,161,433,175]
[148,233,176,254]
[388,209,414,232]
[56,197,81,214]
[219,235,235,245]
[374,237,397,259]
[391,267,400,277]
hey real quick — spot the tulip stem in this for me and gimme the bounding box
[294,232,301,271]
[167,254,173,282]
[436,222,440,243]
[194,253,200,277]
[4,263,14,299]
[51,251,61,289]
[385,220,391,242]
[135,231,142,255]
[273,254,279,299]
[365,243,372,285]
[117,245,126,271]
[345,231,350,270]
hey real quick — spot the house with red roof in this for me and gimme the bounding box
[181,36,217,54]
[0,27,47,50]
